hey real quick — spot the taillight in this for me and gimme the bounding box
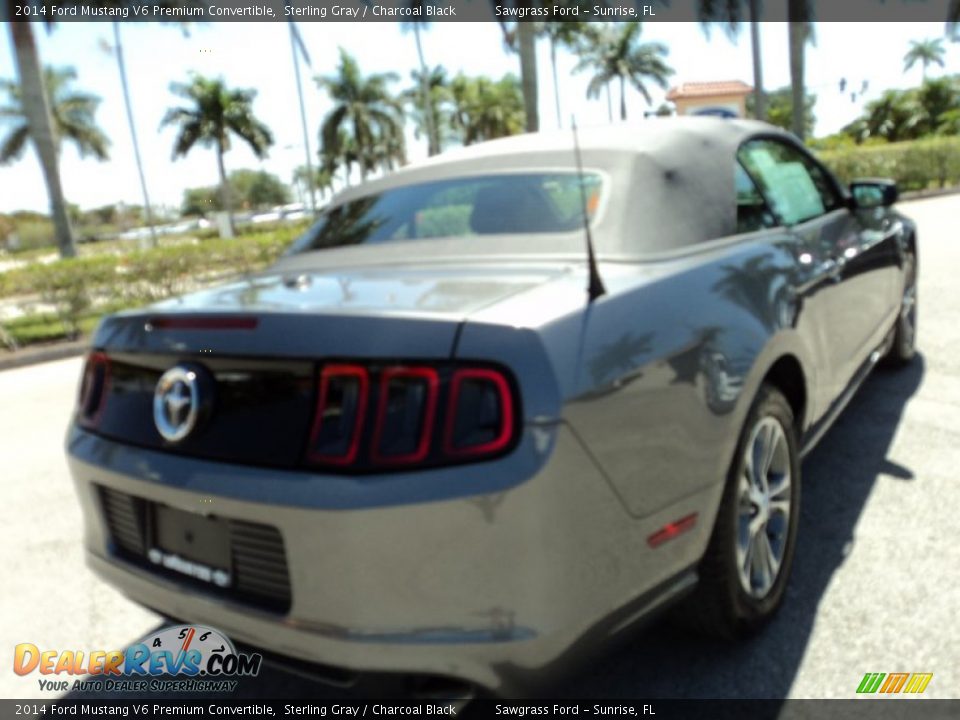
[372,367,439,465]
[304,363,517,470]
[77,351,111,428]
[306,364,369,465]
[444,369,513,457]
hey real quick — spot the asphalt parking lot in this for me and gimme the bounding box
[1,194,958,701]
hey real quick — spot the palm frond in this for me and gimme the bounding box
[0,124,30,165]
[1,64,109,163]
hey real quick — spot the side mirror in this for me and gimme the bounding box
[850,179,899,209]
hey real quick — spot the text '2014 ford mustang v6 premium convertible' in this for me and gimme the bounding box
[67,118,918,696]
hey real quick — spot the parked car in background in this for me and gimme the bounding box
[67,118,917,696]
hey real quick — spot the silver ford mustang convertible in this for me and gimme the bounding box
[67,118,918,695]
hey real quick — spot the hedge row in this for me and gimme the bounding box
[0,228,298,341]
[817,136,960,191]
[0,230,297,299]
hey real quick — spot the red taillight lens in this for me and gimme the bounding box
[444,368,514,457]
[306,364,369,465]
[77,351,111,427]
[304,362,517,470]
[371,367,439,465]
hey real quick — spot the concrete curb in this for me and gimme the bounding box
[0,339,87,372]
[900,186,960,201]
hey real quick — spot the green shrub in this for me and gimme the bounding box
[9,219,56,252]
[4,311,102,347]
[118,245,198,304]
[0,224,307,348]
[817,136,960,191]
[29,257,118,339]
[1,225,299,302]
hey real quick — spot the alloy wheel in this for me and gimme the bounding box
[735,416,792,599]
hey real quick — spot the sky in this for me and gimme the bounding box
[0,19,958,215]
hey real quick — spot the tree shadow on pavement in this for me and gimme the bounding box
[558,355,926,699]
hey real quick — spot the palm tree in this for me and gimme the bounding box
[786,3,960,140]
[293,165,334,205]
[160,74,273,237]
[320,128,361,189]
[5,22,81,258]
[574,23,674,121]
[1,65,109,254]
[574,24,617,121]
[787,0,814,139]
[746,86,816,137]
[400,15,440,156]
[1,66,110,163]
[404,66,451,154]
[696,0,765,121]
[904,38,946,80]
[490,5,539,133]
[515,22,539,133]
[538,21,588,129]
[863,89,926,142]
[449,74,525,145]
[704,1,958,140]
[315,49,405,182]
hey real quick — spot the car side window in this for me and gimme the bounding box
[734,162,777,234]
[738,139,842,225]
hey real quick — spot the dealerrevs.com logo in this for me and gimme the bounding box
[14,625,262,693]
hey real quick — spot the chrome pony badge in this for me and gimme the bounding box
[153,365,211,442]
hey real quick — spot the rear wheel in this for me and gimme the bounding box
[685,385,801,638]
[885,247,917,367]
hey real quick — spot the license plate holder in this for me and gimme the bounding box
[150,505,232,587]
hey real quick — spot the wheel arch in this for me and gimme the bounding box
[761,354,808,434]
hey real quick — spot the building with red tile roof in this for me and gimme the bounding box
[666,81,753,118]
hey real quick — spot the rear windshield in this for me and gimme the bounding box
[286,172,603,254]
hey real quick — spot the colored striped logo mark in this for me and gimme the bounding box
[857,672,934,694]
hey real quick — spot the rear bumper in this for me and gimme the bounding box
[67,423,716,693]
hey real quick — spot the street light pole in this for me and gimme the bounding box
[287,19,317,216]
[113,22,158,248]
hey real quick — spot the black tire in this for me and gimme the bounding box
[885,247,918,367]
[683,384,801,639]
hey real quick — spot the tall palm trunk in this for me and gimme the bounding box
[550,37,562,129]
[787,2,809,139]
[9,21,76,258]
[113,22,157,248]
[517,22,539,132]
[412,24,439,156]
[605,84,613,122]
[748,1,765,121]
[619,76,627,120]
[215,141,235,237]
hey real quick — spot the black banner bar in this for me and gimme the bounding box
[3,699,960,720]
[3,0,959,23]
